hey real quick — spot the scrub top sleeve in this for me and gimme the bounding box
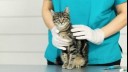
[114,0,127,6]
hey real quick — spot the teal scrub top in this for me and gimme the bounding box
[44,0,127,64]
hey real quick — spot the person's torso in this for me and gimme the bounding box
[52,0,116,29]
[45,0,123,64]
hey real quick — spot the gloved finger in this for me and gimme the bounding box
[55,34,71,43]
[71,27,84,32]
[53,38,70,46]
[57,46,66,50]
[53,41,70,47]
[72,25,92,31]
[73,31,85,36]
[53,37,70,45]
[52,32,71,43]
[53,42,69,50]
[76,36,87,40]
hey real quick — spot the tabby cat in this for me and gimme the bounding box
[52,7,88,69]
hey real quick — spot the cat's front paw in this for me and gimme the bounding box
[62,63,68,69]
[73,56,86,69]
[75,65,81,69]
[67,64,74,69]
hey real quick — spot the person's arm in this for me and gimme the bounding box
[42,0,71,50]
[71,2,127,45]
[42,0,54,29]
[102,3,127,38]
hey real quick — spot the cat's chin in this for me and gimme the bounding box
[58,25,70,32]
[58,28,69,32]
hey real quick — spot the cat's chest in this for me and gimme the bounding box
[59,32,72,41]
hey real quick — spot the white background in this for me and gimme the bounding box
[0,0,127,66]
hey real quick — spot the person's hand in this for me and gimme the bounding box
[71,25,105,45]
[51,26,71,50]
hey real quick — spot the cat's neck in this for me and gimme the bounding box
[59,24,72,34]
[59,30,71,34]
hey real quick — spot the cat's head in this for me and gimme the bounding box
[52,7,70,31]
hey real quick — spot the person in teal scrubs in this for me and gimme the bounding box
[42,0,127,66]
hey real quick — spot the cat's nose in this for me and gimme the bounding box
[60,19,63,23]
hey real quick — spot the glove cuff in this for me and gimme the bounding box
[94,28,105,45]
[51,26,59,33]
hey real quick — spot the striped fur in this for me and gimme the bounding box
[52,7,88,69]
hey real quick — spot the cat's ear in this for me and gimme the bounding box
[51,10,55,15]
[64,7,69,14]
